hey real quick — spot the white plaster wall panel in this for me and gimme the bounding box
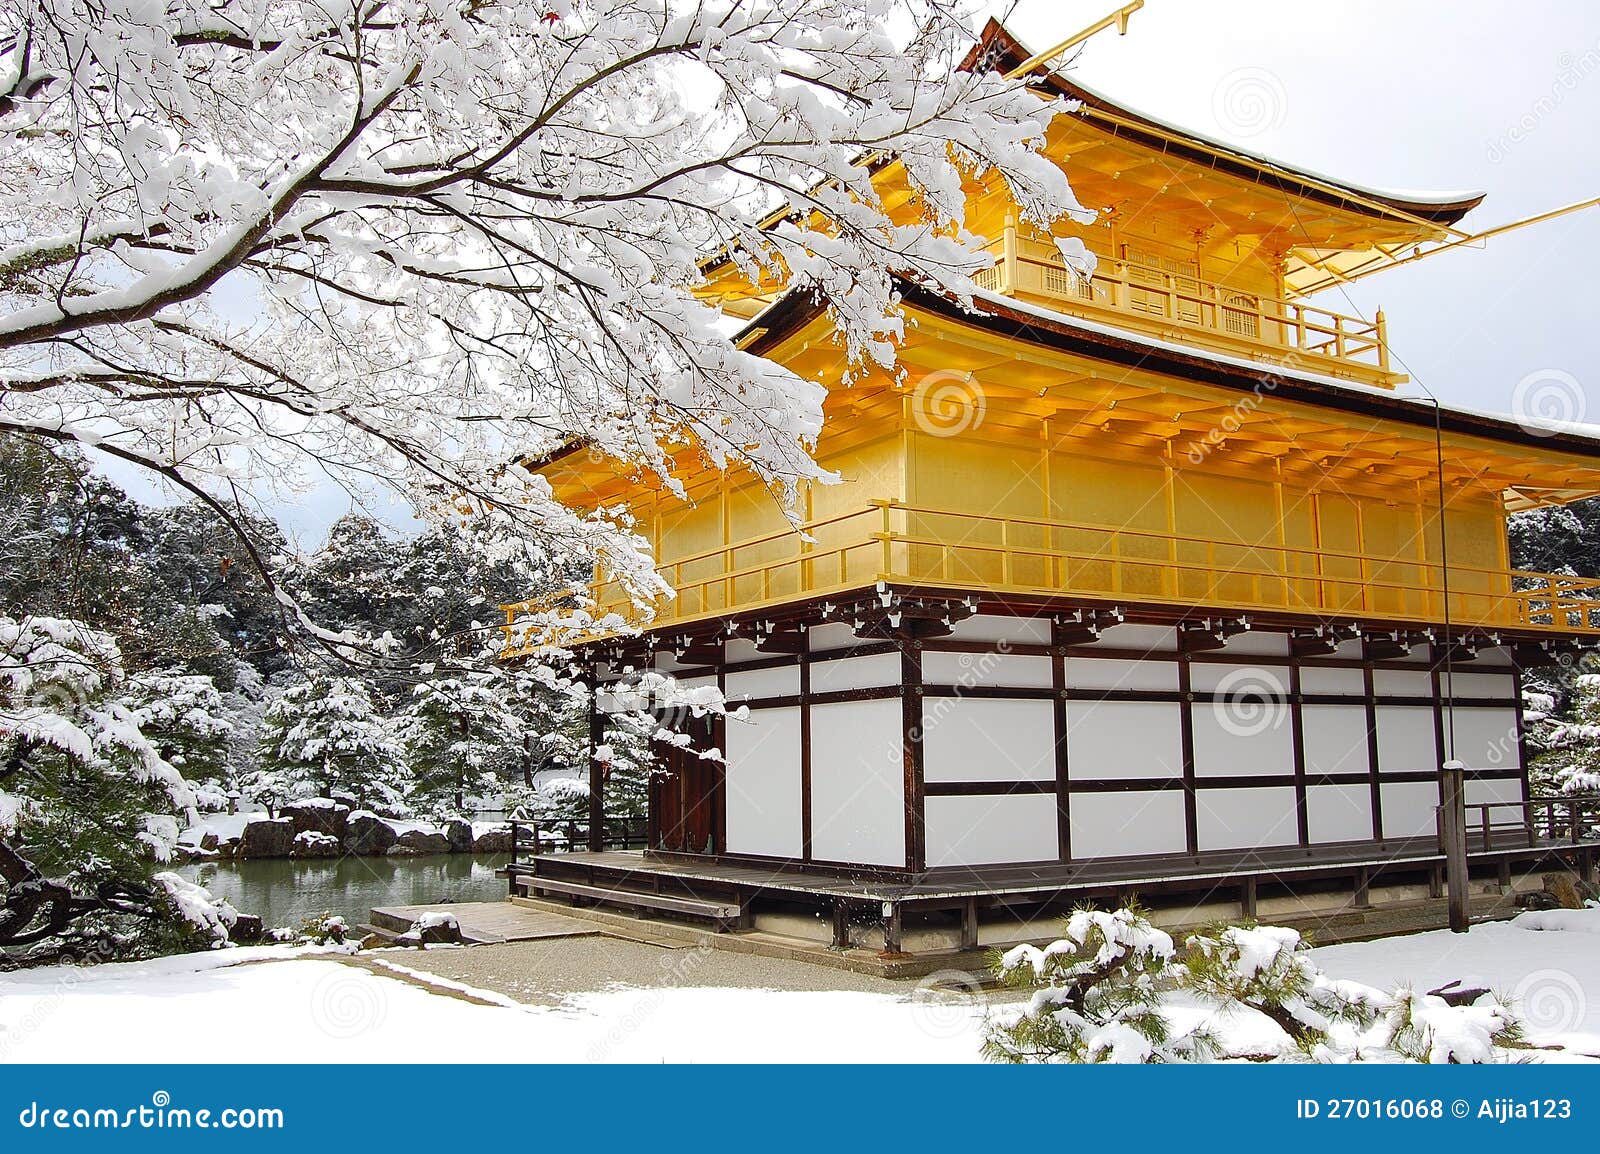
[723,707,803,858]
[1306,784,1373,843]
[1380,781,1439,839]
[1375,706,1438,775]
[809,651,901,693]
[1439,672,1516,699]
[925,794,1058,867]
[1299,666,1367,695]
[1373,669,1434,697]
[1465,777,1524,807]
[1065,700,1183,780]
[1066,656,1178,692]
[1069,791,1187,858]
[806,622,864,655]
[1098,624,1178,652]
[809,699,905,866]
[724,639,761,664]
[1330,639,1365,660]
[1447,707,1522,772]
[1191,704,1294,777]
[725,663,800,701]
[674,674,719,693]
[1189,662,1290,695]
[1221,631,1290,657]
[945,615,1051,645]
[923,651,1053,689]
[650,654,707,675]
[1195,786,1299,851]
[1300,705,1371,777]
[922,698,1055,782]
[1474,646,1514,667]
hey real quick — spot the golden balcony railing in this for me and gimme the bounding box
[973,234,1394,384]
[550,501,1600,637]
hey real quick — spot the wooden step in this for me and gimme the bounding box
[515,875,741,929]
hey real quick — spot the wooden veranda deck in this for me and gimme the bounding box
[507,819,1600,952]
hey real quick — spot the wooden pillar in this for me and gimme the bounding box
[587,669,605,852]
[832,900,851,950]
[1050,620,1071,862]
[882,900,903,955]
[1362,661,1384,841]
[799,633,813,862]
[1240,875,1258,920]
[1439,760,1470,933]
[902,637,926,874]
[960,897,979,952]
[1288,658,1309,846]
[1177,655,1198,856]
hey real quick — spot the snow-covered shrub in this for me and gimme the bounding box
[1382,988,1524,1064]
[988,910,1532,1065]
[985,906,1215,1064]
[152,871,238,948]
[293,913,349,946]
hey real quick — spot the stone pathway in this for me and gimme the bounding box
[367,900,602,944]
[364,934,924,1007]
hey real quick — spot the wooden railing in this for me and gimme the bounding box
[1442,798,1600,852]
[546,501,1600,636]
[974,234,1392,381]
[508,817,648,860]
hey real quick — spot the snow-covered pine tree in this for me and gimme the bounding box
[122,669,233,802]
[0,616,201,952]
[252,676,408,814]
[985,905,1215,1064]
[396,673,522,819]
[990,910,1530,1064]
[1530,672,1600,795]
[1182,924,1385,1058]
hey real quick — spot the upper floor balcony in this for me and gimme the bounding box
[973,233,1398,388]
[516,500,1600,642]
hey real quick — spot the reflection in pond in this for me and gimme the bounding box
[176,854,510,929]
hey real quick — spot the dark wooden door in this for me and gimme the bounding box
[651,716,720,855]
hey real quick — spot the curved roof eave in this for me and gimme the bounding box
[735,282,1600,461]
[964,18,1485,228]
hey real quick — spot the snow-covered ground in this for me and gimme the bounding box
[1309,915,1600,1056]
[2,911,1598,1063]
[0,951,985,1063]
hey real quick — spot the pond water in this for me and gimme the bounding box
[176,854,511,930]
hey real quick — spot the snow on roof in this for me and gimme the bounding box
[963,18,1483,224]
[1059,72,1485,211]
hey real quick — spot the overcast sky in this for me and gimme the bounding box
[97,1,1600,546]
